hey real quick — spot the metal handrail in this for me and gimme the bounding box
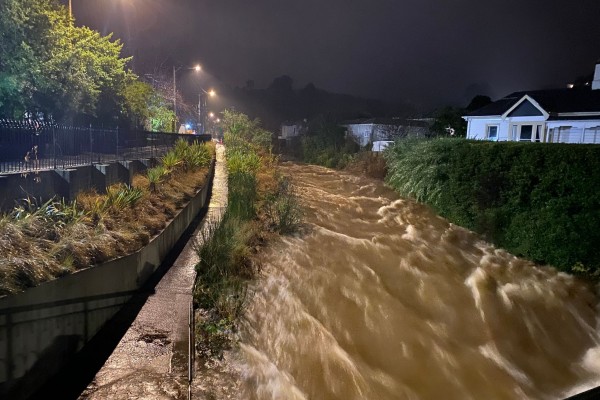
[0,121,211,174]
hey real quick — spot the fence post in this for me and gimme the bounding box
[89,124,93,166]
[116,126,119,161]
[52,125,57,170]
[152,132,156,161]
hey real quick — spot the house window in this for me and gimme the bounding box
[486,125,498,141]
[510,124,544,142]
[519,125,533,141]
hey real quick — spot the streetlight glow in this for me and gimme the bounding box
[194,65,201,72]
[208,89,216,97]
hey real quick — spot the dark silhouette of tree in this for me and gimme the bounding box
[466,95,492,112]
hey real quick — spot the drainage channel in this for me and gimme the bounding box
[29,145,228,400]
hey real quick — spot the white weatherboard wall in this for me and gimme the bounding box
[593,63,600,90]
[467,117,600,143]
[0,161,215,400]
[280,124,302,139]
[546,121,600,144]
[346,124,373,147]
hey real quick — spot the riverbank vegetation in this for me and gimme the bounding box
[297,117,360,169]
[193,110,302,359]
[0,140,214,296]
[384,138,600,275]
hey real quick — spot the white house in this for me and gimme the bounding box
[342,118,430,147]
[279,122,306,140]
[464,62,600,143]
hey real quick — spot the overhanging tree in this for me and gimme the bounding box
[0,0,137,124]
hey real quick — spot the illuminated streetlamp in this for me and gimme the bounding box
[198,88,216,135]
[173,64,201,132]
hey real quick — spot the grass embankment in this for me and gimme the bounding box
[384,138,600,275]
[0,140,215,296]
[193,111,302,359]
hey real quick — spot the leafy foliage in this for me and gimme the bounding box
[264,176,303,234]
[385,138,600,274]
[430,107,467,137]
[0,0,169,126]
[221,109,273,151]
[300,116,360,168]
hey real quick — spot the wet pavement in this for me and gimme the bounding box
[79,145,228,400]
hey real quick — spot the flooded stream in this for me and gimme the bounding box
[236,162,600,400]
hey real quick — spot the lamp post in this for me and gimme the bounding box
[173,64,201,132]
[197,89,216,135]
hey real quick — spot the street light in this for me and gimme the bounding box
[197,88,216,135]
[173,64,201,132]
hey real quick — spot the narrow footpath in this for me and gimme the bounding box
[79,144,228,400]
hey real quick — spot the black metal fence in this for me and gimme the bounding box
[0,120,211,174]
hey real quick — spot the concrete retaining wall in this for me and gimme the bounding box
[0,160,215,399]
[0,159,156,211]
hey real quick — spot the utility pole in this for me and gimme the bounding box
[173,66,177,132]
[198,93,202,134]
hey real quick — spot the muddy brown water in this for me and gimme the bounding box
[236,162,600,400]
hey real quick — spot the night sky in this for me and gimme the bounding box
[70,0,600,111]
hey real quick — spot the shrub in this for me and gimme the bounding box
[185,141,212,170]
[147,165,168,192]
[103,184,144,212]
[384,138,600,274]
[161,151,183,173]
[264,176,303,234]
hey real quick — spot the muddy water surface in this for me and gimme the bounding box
[237,162,600,400]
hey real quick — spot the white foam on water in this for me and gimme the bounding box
[465,267,490,323]
[479,343,532,387]
[239,344,308,400]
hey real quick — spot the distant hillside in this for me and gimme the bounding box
[219,76,414,131]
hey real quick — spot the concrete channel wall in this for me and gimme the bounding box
[0,160,215,399]
[0,159,154,211]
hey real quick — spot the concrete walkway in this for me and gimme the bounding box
[79,145,227,400]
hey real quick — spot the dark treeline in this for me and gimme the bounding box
[218,75,416,131]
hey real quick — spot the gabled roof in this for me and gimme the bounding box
[342,118,429,127]
[467,88,600,117]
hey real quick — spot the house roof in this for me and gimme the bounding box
[467,88,600,117]
[342,118,430,127]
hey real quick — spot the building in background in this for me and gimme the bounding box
[342,118,431,147]
[463,62,600,143]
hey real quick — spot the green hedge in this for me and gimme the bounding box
[384,138,600,274]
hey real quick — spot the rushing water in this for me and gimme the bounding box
[237,162,600,400]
